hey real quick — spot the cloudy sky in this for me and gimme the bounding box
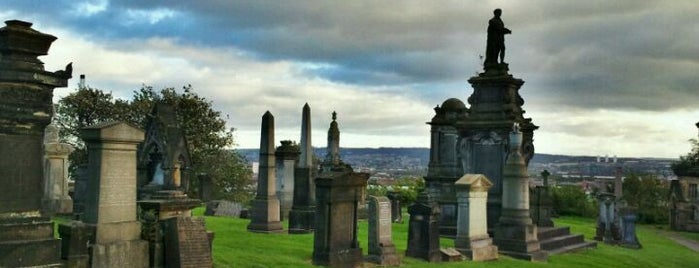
[3,0,698,158]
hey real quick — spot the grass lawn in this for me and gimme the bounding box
[195,208,699,268]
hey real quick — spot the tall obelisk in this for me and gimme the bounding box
[289,103,316,234]
[248,111,284,233]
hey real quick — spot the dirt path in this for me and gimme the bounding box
[662,231,699,252]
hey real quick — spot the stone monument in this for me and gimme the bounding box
[386,190,403,223]
[594,193,620,243]
[493,124,547,261]
[275,140,300,220]
[80,121,149,267]
[530,170,554,227]
[454,174,498,261]
[312,112,369,267]
[366,195,401,266]
[405,190,442,262]
[42,118,75,215]
[248,111,284,233]
[289,103,317,234]
[0,20,71,267]
[619,207,641,249]
[198,173,213,202]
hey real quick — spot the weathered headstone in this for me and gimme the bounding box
[530,170,554,227]
[366,195,400,266]
[312,112,369,267]
[81,121,148,268]
[275,140,300,220]
[58,221,91,267]
[493,124,548,262]
[162,217,213,267]
[204,200,244,217]
[619,207,641,249]
[198,173,213,202]
[42,120,75,215]
[72,164,89,217]
[405,190,442,262]
[454,174,498,261]
[594,193,621,243]
[248,111,284,233]
[386,191,403,223]
[289,103,316,234]
[0,19,70,267]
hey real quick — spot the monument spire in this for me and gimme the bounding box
[248,111,284,233]
[324,111,340,168]
[299,103,313,168]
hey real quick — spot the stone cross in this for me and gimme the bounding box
[367,195,400,266]
[454,174,498,261]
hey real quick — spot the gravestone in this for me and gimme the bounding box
[72,164,89,217]
[289,103,316,234]
[619,207,641,249]
[42,120,75,215]
[205,200,244,217]
[454,174,498,261]
[162,217,213,267]
[248,111,284,233]
[275,140,300,220]
[198,173,213,202]
[80,121,148,267]
[386,191,403,223]
[312,112,369,267]
[594,193,621,242]
[530,170,553,227]
[493,124,547,262]
[58,221,91,267]
[366,195,400,266]
[405,190,442,262]
[0,19,70,267]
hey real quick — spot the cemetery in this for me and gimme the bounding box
[1,6,699,268]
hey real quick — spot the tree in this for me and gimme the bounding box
[622,173,669,224]
[56,85,253,202]
[672,138,699,175]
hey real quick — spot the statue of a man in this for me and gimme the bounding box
[484,8,511,67]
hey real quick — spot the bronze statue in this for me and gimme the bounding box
[484,9,511,67]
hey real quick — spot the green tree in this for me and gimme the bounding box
[56,85,252,203]
[672,138,699,175]
[551,185,597,218]
[622,173,669,224]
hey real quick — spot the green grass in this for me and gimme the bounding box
[194,208,699,268]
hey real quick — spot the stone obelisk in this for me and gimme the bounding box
[289,103,316,234]
[248,111,284,233]
[493,124,547,261]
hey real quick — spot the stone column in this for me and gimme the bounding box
[247,111,283,233]
[493,124,547,262]
[42,122,75,215]
[81,121,148,268]
[366,195,400,266]
[454,174,498,261]
[289,103,316,234]
[275,140,300,220]
[405,190,442,263]
[0,19,70,268]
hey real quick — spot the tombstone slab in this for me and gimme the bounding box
[405,190,442,263]
[366,195,400,266]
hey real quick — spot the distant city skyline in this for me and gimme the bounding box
[2,1,698,158]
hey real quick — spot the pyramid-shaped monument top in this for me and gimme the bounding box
[455,174,493,192]
[81,121,144,143]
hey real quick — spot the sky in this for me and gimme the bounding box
[2,0,698,158]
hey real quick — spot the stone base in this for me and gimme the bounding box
[247,221,284,233]
[494,223,548,262]
[313,247,363,268]
[247,197,284,233]
[366,245,401,266]
[288,207,315,234]
[43,197,73,215]
[91,239,149,268]
[0,217,62,267]
[440,248,464,262]
[405,247,442,263]
[455,237,498,261]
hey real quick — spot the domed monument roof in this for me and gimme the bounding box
[441,98,466,111]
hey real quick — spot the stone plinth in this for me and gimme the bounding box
[288,167,316,234]
[275,140,300,220]
[493,126,547,262]
[366,195,400,266]
[81,121,148,268]
[312,168,369,267]
[162,217,213,268]
[405,191,442,263]
[0,19,69,268]
[454,174,498,261]
[248,111,284,233]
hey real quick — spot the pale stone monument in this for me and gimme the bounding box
[493,124,547,261]
[0,19,71,267]
[247,111,284,233]
[289,103,316,234]
[312,112,369,267]
[81,121,148,268]
[275,140,300,220]
[405,190,442,262]
[366,195,400,266]
[42,119,75,215]
[454,174,498,261]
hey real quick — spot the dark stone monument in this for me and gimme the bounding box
[386,191,403,223]
[366,195,400,266]
[275,140,300,220]
[484,8,512,74]
[312,112,369,267]
[198,173,213,202]
[72,164,89,217]
[58,221,92,267]
[0,19,70,267]
[493,124,548,262]
[289,103,317,234]
[595,193,621,243]
[248,111,284,233]
[405,190,442,263]
[530,170,554,227]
